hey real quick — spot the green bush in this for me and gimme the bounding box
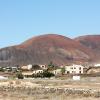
[32,70,55,78]
[42,70,55,78]
[16,72,24,79]
[0,68,4,72]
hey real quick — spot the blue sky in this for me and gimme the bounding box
[0,0,100,48]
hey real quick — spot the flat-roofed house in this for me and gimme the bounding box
[94,64,100,67]
[21,66,28,71]
[52,69,62,75]
[21,64,32,71]
[39,65,47,69]
[65,64,84,74]
[22,71,33,76]
[33,70,43,74]
[32,65,44,74]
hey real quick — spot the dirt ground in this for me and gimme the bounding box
[0,91,99,100]
[0,77,100,100]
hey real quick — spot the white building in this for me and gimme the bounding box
[33,70,43,74]
[52,69,62,75]
[65,64,84,74]
[39,65,47,69]
[21,64,32,70]
[94,64,100,67]
[0,76,8,80]
[27,64,32,70]
[22,71,33,76]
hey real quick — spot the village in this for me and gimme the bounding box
[0,62,100,80]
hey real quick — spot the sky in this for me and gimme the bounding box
[0,0,100,48]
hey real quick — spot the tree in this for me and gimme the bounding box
[42,70,55,78]
[32,70,55,78]
[48,61,54,68]
[0,67,4,72]
[16,72,24,79]
[47,61,56,71]
[61,67,65,75]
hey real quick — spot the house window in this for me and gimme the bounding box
[67,71,69,74]
[40,71,43,73]
[79,71,81,74]
[72,71,76,74]
[79,67,81,70]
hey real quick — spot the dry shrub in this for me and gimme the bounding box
[9,81,14,85]
[15,80,21,85]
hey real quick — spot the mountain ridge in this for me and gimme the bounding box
[0,34,99,66]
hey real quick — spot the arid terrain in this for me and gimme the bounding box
[0,77,100,100]
[0,91,99,100]
[0,34,100,66]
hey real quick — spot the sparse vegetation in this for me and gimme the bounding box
[16,72,24,79]
[0,67,4,72]
[0,78,100,100]
[48,61,55,68]
[61,67,65,75]
[42,70,55,78]
[32,70,55,78]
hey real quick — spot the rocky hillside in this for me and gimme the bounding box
[74,35,100,62]
[0,34,98,66]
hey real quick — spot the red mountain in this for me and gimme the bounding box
[74,35,100,62]
[0,34,96,66]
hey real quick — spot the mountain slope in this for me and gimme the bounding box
[0,34,96,66]
[74,35,100,62]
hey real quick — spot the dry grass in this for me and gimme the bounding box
[0,91,100,100]
[0,77,100,100]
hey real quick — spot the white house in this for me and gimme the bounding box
[11,66,18,72]
[22,71,33,76]
[21,64,32,70]
[27,64,32,70]
[65,64,84,74]
[94,64,100,67]
[52,69,62,75]
[39,65,47,69]
[33,70,43,74]
[0,76,8,80]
